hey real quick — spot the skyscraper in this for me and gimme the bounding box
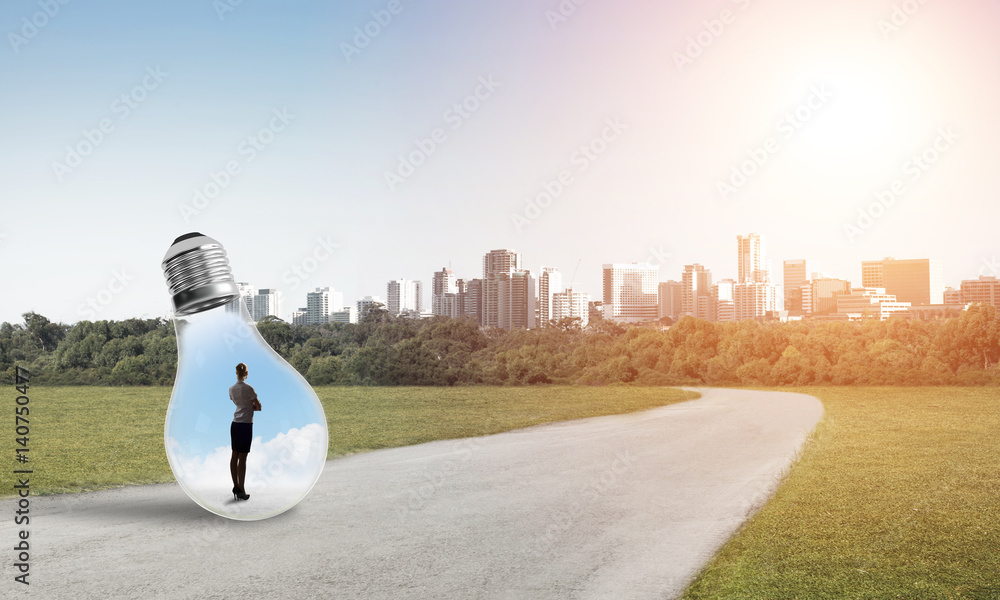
[714,279,736,322]
[387,279,423,316]
[306,287,332,325]
[602,263,659,323]
[432,268,458,317]
[462,278,483,325]
[227,282,256,317]
[252,289,283,322]
[737,233,770,284]
[482,249,525,328]
[811,278,852,314]
[658,280,683,321]
[681,264,713,320]
[538,266,563,326]
[783,259,810,312]
[552,288,590,328]
[883,258,944,306]
[861,259,888,288]
[734,233,778,320]
[496,270,536,329]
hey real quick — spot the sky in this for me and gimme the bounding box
[2,0,999,325]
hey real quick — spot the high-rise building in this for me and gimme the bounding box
[483,249,522,328]
[496,270,536,329]
[785,284,813,314]
[306,287,333,325]
[291,308,307,325]
[462,278,483,325]
[714,279,735,322]
[538,267,563,326]
[552,288,590,328]
[961,276,1000,306]
[811,278,852,315]
[734,283,778,321]
[602,263,659,323]
[737,233,770,284]
[228,282,257,317]
[356,295,383,318]
[658,280,683,321]
[783,260,810,312]
[943,287,962,305]
[883,258,943,306]
[252,289,283,322]
[432,268,458,317]
[735,233,778,320]
[861,259,888,288]
[387,279,423,316]
[861,258,942,305]
[681,264,713,319]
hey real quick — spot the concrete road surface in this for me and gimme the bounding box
[0,388,822,599]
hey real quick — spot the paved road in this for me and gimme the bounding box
[1,388,822,599]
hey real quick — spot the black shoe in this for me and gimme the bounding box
[237,489,250,501]
[233,486,240,500]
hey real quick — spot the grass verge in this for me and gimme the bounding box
[681,387,1000,600]
[1,385,698,496]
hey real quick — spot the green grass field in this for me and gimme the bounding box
[681,387,1000,600]
[0,385,698,496]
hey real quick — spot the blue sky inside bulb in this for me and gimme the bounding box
[165,299,328,520]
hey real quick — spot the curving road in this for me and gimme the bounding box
[0,388,822,599]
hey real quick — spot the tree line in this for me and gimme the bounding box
[3,304,1000,387]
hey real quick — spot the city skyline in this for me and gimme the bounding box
[58,235,976,327]
[7,233,988,326]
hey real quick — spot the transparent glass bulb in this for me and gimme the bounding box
[161,233,327,521]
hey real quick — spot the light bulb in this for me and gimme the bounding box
[160,232,328,521]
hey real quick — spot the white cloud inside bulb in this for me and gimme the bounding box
[167,423,326,494]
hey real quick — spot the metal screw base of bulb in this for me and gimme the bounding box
[161,232,240,316]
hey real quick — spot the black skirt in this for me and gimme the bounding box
[231,422,253,453]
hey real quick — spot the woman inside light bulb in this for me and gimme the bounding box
[229,362,261,501]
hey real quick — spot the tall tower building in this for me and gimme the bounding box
[538,267,563,326]
[602,263,659,323]
[496,270,536,329]
[861,259,888,288]
[737,233,770,284]
[681,264,713,320]
[734,233,778,320]
[306,287,332,325]
[714,279,736,322]
[252,289,283,322]
[387,279,423,316]
[811,278,852,314]
[462,278,483,325]
[883,258,943,306]
[483,249,522,328]
[227,282,257,317]
[552,288,590,328]
[658,280,683,321]
[783,260,810,313]
[432,268,458,317]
